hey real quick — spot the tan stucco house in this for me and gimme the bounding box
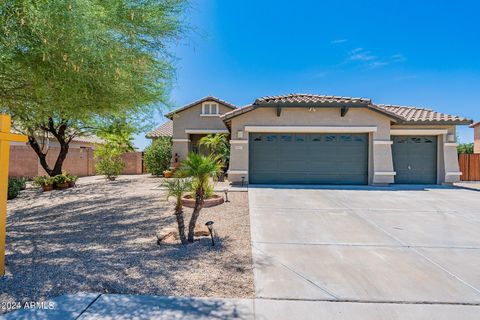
[471,122,480,154]
[147,94,472,185]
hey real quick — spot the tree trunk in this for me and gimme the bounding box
[175,204,188,245]
[187,189,204,242]
[27,118,72,177]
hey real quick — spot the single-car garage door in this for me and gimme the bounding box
[249,133,368,184]
[392,136,437,184]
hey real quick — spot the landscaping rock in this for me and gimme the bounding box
[156,227,179,243]
[194,225,211,237]
[157,225,211,244]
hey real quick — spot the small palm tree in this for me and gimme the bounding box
[163,178,191,245]
[177,153,221,242]
[199,133,230,168]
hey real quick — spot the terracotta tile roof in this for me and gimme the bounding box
[165,96,237,119]
[376,105,472,124]
[221,93,472,125]
[470,121,480,128]
[146,121,173,138]
[255,94,371,105]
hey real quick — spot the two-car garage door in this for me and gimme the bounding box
[248,133,438,185]
[249,133,369,184]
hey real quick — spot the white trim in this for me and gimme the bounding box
[374,140,393,145]
[201,101,219,116]
[444,142,458,147]
[445,172,462,176]
[244,126,378,133]
[185,129,229,134]
[390,129,448,135]
[172,139,190,142]
[230,140,248,144]
[374,171,397,176]
[228,170,248,175]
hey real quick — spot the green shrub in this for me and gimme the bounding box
[144,138,172,176]
[95,148,125,181]
[8,178,25,200]
[457,143,474,154]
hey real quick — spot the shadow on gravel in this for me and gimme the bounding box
[1,177,253,308]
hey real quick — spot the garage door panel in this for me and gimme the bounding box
[249,133,368,184]
[392,136,437,184]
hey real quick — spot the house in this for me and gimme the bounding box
[471,122,480,153]
[147,94,472,185]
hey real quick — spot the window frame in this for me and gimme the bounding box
[201,102,219,116]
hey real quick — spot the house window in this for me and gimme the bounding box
[201,102,219,116]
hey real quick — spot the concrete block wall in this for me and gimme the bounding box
[9,145,144,177]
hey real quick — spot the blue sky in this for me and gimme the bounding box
[134,0,480,149]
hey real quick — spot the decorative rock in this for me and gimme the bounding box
[156,225,211,244]
[194,225,211,237]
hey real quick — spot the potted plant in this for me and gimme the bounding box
[66,173,78,187]
[163,169,173,178]
[33,176,54,192]
[53,173,70,190]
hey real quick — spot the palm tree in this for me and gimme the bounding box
[177,153,221,242]
[199,133,230,168]
[163,178,191,245]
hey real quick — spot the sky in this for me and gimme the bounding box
[134,0,480,150]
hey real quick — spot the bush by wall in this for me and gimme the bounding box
[144,138,172,176]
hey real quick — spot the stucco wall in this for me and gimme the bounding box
[474,125,480,154]
[228,107,394,184]
[171,101,233,161]
[172,102,232,139]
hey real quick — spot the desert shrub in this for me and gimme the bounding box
[8,178,25,200]
[144,138,172,176]
[95,148,125,181]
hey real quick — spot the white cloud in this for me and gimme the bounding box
[348,48,376,62]
[345,48,406,69]
[331,39,348,44]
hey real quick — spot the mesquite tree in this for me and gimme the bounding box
[0,0,186,176]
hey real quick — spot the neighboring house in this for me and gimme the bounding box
[471,122,480,154]
[147,94,472,185]
[145,120,173,141]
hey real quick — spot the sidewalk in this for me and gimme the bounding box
[1,293,254,320]
[3,293,480,320]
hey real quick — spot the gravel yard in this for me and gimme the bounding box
[0,175,253,312]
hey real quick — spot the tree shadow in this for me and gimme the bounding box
[1,178,253,310]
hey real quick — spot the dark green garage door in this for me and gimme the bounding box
[249,133,369,184]
[392,136,437,184]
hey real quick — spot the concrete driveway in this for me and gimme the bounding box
[249,185,480,319]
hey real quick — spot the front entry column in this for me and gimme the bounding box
[372,140,396,184]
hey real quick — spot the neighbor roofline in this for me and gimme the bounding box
[470,121,480,128]
[165,96,237,119]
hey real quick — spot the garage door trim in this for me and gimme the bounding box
[244,126,377,133]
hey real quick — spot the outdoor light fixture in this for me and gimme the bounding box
[205,221,215,246]
[241,176,245,187]
[224,188,229,202]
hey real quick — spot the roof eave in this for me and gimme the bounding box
[165,96,237,119]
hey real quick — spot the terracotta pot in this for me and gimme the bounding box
[42,184,53,192]
[181,194,224,208]
[163,171,173,178]
[56,182,70,190]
